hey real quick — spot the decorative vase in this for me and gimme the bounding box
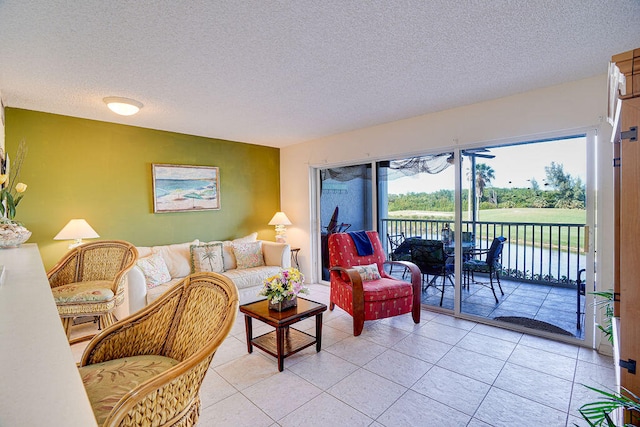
[0,220,31,248]
[268,296,297,312]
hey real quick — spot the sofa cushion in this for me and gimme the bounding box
[234,241,265,269]
[216,233,258,271]
[153,240,199,278]
[222,265,282,290]
[190,243,224,273]
[79,355,179,425]
[136,252,171,288]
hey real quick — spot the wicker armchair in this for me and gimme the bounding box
[78,272,238,427]
[48,240,138,339]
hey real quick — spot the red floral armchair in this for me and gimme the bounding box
[328,231,421,336]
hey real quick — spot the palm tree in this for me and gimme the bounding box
[466,163,495,220]
[474,163,495,202]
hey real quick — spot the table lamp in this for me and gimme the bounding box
[54,219,100,248]
[268,212,292,243]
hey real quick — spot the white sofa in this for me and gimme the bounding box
[126,236,291,315]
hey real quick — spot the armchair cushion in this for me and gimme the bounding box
[51,281,114,303]
[363,277,413,301]
[464,258,499,272]
[136,252,171,288]
[331,276,415,319]
[79,355,179,425]
[352,263,382,281]
[190,243,224,273]
[233,241,265,269]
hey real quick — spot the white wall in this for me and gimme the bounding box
[281,74,614,349]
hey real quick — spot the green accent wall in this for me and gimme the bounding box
[5,108,281,269]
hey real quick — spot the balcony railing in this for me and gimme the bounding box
[381,218,586,286]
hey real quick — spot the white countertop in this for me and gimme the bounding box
[0,244,98,426]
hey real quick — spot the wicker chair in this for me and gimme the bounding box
[78,272,238,427]
[48,240,138,339]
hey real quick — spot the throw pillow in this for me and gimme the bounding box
[233,241,265,269]
[136,252,171,289]
[216,233,259,271]
[190,243,224,273]
[352,263,382,281]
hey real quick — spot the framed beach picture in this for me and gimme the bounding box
[152,164,220,213]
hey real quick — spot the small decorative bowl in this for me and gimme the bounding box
[0,223,32,248]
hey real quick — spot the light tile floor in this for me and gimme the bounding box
[72,284,615,427]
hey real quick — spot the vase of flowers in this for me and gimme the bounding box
[259,268,309,311]
[0,140,30,248]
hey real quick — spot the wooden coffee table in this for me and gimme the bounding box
[239,297,327,372]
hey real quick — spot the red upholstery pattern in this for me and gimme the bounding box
[329,231,414,322]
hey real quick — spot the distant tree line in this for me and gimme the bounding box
[388,162,585,211]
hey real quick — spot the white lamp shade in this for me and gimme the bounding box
[54,219,100,240]
[268,212,292,226]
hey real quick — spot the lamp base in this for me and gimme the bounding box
[69,239,84,249]
[274,225,287,243]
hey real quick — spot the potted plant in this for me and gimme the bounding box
[578,290,640,426]
[259,268,308,311]
[0,140,30,247]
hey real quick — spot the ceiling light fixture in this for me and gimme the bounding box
[103,96,143,116]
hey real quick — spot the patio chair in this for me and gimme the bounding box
[78,272,238,426]
[328,230,421,336]
[387,232,406,258]
[387,232,410,275]
[409,239,454,306]
[463,236,507,303]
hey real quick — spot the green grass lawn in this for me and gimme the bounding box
[390,207,586,224]
[468,208,585,224]
[388,208,586,251]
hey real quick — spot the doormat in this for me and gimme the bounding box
[493,316,574,337]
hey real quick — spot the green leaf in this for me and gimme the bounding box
[579,385,640,426]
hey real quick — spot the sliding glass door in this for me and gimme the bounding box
[459,136,592,341]
[318,164,372,281]
[378,153,456,310]
[313,131,595,344]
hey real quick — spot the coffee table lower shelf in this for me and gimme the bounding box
[251,328,316,360]
[240,297,327,371]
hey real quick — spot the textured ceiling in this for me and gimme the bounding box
[1,1,639,148]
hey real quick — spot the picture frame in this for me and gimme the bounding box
[152,164,220,213]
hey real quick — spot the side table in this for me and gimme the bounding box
[239,297,327,372]
[290,247,301,270]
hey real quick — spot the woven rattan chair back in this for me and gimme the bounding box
[47,240,138,339]
[81,272,239,427]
